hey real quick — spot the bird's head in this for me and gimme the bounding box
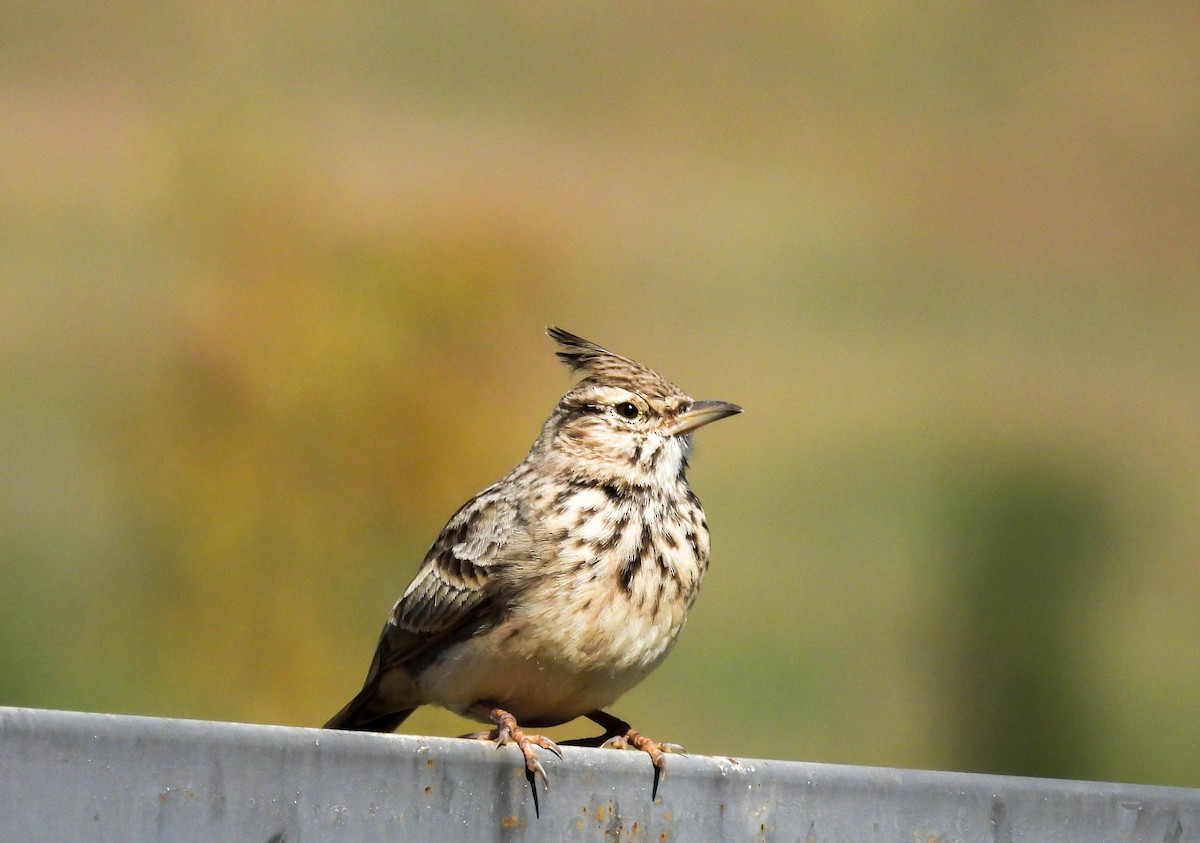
[535,327,741,489]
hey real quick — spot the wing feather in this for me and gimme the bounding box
[369,484,531,675]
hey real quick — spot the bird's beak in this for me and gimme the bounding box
[666,400,743,436]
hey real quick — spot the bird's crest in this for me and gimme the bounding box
[546,327,674,397]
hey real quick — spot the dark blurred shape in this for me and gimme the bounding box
[942,455,1111,780]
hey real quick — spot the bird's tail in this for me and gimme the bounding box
[323,683,415,733]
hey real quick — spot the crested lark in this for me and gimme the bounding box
[324,327,741,784]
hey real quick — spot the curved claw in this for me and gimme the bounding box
[535,735,564,759]
[512,732,560,785]
[600,734,630,751]
[525,754,549,785]
[639,740,670,772]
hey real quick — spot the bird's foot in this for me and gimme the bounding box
[601,729,686,771]
[463,707,562,786]
[586,710,686,772]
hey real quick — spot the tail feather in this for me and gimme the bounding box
[323,685,416,733]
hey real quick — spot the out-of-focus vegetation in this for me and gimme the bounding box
[2,3,1198,788]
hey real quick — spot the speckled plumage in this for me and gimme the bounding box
[324,327,741,784]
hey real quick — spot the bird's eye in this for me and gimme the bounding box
[614,401,641,420]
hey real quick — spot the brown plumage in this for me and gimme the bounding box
[324,327,741,785]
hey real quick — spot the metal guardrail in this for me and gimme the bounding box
[1,706,1197,842]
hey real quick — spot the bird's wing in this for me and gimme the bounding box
[323,485,532,731]
[369,483,532,677]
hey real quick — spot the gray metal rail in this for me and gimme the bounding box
[1,706,1197,842]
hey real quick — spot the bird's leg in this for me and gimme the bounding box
[462,706,562,785]
[584,710,686,771]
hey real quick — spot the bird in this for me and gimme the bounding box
[324,327,741,785]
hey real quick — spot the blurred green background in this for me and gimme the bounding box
[2,3,1198,788]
